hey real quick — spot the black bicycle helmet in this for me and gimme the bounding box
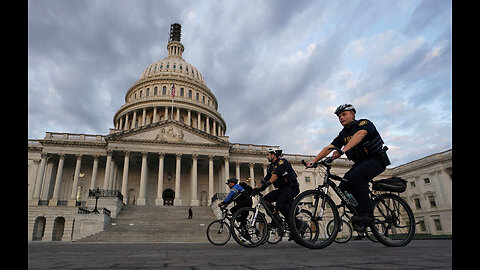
[334,104,356,116]
[225,177,239,185]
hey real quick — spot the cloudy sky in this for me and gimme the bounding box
[28,0,452,167]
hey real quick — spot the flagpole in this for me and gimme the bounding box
[171,81,175,120]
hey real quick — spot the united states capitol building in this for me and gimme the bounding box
[28,24,452,242]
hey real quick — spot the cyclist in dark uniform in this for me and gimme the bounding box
[253,148,300,223]
[307,104,390,224]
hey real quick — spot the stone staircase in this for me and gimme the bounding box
[77,206,217,242]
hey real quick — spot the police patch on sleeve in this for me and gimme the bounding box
[278,159,284,165]
[359,120,368,126]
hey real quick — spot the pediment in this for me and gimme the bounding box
[106,120,228,146]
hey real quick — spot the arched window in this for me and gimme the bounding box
[188,90,192,99]
[154,86,158,95]
[180,88,184,97]
[52,217,65,241]
[163,86,167,95]
[32,217,46,241]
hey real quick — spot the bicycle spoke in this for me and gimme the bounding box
[371,194,415,247]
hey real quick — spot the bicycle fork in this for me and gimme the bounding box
[313,187,327,221]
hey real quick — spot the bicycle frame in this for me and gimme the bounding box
[309,160,360,221]
[250,194,285,231]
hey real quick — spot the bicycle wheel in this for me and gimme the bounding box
[206,220,231,246]
[370,193,415,247]
[327,219,352,243]
[288,190,340,249]
[230,207,268,248]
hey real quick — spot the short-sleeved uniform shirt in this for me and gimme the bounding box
[264,158,298,189]
[330,119,384,163]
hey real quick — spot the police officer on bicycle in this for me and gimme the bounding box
[253,148,300,224]
[218,178,252,217]
[307,104,391,224]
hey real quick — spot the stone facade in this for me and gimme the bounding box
[27,24,451,241]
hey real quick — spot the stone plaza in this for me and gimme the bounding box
[28,239,452,269]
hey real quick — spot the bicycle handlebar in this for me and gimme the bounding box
[302,147,344,168]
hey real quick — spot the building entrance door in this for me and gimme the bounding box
[163,188,175,206]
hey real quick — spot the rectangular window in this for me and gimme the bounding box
[428,195,437,207]
[434,219,443,231]
[414,198,421,209]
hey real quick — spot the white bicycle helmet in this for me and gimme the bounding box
[334,104,356,116]
[267,147,283,157]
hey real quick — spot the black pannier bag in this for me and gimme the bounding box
[372,177,407,193]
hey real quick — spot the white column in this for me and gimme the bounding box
[206,116,210,134]
[153,107,158,123]
[121,151,130,205]
[103,151,112,189]
[132,110,137,128]
[90,155,99,189]
[142,108,146,126]
[213,121,217,136]
[249,163,255,186]
[187,110,191,126]
[174,153,182,206]
[235,162,241,181]
[155,153,165,206]
[31,154,47,205]
[197,113,201,130]
[224,156,230,193]
[50,153,65,206]
[109,160,116,190]
[190,154,199,206]
[124,113,129,130]
[208,155,214,206]
[137,152,148,205]
[68,154,82,206]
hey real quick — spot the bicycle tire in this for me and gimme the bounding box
[206,220,231,246]
[370,193,415,247]
[230,207,268,248]
[327,219,352,243]
[288,190,340,249]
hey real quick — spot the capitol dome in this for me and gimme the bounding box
[112,24,226,137]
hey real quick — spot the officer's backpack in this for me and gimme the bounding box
[239,182,253,197]
[372,177,407,193]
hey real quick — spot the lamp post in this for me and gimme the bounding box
[92,188,100,214]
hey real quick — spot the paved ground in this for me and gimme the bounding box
[28,239,452,269]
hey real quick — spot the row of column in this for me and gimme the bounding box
[115,106,224,136]
[30,151,267,207]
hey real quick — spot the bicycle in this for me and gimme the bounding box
[206,205,232,246]
[288,147,415,249]
[230,193,315,248]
